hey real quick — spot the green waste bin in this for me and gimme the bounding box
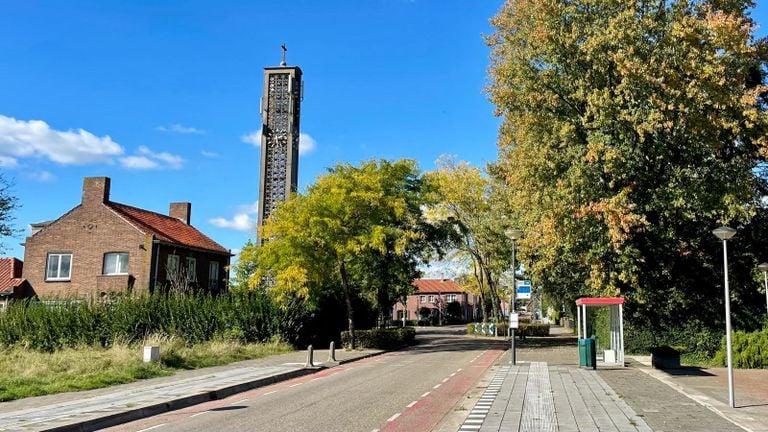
[578,337,596,369]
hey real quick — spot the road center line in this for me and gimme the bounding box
[406,401,418,408]
[137,424,167,432]
[289,382,303,387]
[442,378,449,383]
[433,384,442,389]
[263,390,278,396]
[421,391,431,398]
[387,413,401,422]
[190,411,210,418]
[229,398,249,405]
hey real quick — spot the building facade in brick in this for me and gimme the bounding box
[392,279,479,323]
[23,177,231,298]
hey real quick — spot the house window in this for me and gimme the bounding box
[103,252,129,275]
[167,254,179,277]
[46,253,72,281]
[419,295,426,303]
[209,261,219,289]
[186,257,197,281]
[446,294,457,303]
[429,295,435,303]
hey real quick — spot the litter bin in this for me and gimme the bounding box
[578,337,596,370]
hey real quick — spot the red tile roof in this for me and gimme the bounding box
[412,279,465,294]
[108,202,230,254]
[0,258,25,295]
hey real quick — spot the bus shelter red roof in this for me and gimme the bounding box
[575,297,624,306]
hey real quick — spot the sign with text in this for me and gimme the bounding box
[509,312,519,329]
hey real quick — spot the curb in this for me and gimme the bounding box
[46,351,387,432]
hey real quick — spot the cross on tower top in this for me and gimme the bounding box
[280,44,287,66]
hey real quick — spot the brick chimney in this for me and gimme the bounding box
[169,202,191,225]
[82,177,111,208]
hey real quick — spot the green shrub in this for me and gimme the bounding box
[520,323,550,337]
[624,321,721,363]
[714,329,768,368]
[0,292,308,351]
[550,310,561,323]
[341,327,416,349]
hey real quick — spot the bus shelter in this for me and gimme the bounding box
[576,297,625,366]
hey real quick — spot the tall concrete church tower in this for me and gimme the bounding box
[257,46,303,230]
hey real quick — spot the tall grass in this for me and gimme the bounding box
[0,339,293,401]
[0,292,309,351]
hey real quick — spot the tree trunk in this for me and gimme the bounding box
[472,259,487,323]
[339,261,356,349]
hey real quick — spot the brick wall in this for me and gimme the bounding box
[23,203,152,298]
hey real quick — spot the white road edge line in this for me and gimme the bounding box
[387,413,401,422]
[190,411,210,418]
[289,382,303,387]
[229,398,249,405]
[263,390,278,396]
[433,384,442,389]
[407,401,418,408]
[421,391,431,398]
[442,378,449,383]
[137,424,167,432]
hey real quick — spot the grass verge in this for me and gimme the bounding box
[0,339,293,402]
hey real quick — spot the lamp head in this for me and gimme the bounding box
[758,263,768,272]
[506,228,523,241]
[712,226,736,241]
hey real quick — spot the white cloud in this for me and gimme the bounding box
[0,115,124,165]
[0,156,18,168]
[27,171,56,182]
[241,128,317,155]
[209,202,259,231]
[155,124,205,134]
[201,150,219,158]
[119,146,183,170]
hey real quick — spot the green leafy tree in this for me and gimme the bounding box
[488,0,768,330]
[425,157,515,323]
[240,159,436,347]
[0,173,19,253]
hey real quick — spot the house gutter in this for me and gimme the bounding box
[152,237,160,293]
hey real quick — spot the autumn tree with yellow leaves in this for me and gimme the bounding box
[488,0,768,331]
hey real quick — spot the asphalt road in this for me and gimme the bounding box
[104,326,507,432]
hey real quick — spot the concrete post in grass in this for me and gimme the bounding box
[143,345,160,363]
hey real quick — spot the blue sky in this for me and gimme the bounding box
[0,0,504,264]
[1,1,767,274]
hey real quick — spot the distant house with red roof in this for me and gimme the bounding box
[392,278,479,323]
[0,257,33,309]
[22,177,231,298]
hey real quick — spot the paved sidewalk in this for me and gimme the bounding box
[459,361,651,432]
[0,347,382,432]
[458,326,768,432]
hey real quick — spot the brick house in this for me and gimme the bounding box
[23,177,232,298]
[0,258,33,310]
[392,279,479,323]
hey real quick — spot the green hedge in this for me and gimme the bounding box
[0,293,308,351]
[465,322,550,337]
[714,330,768,368]
[624,322,721,363]
[341,327,416,349]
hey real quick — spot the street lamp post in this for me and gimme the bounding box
[506,228,523,366]
[713,225,737,408]
[758,263,768,316]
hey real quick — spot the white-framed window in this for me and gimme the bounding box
[208,261,219,289]
[419,295,426,303]
[103,252,129,275]
[46,253,72,281]
[429,295,435,303]
[446,294,457,303]
[167,254,179,277]
[186,257,197,281]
